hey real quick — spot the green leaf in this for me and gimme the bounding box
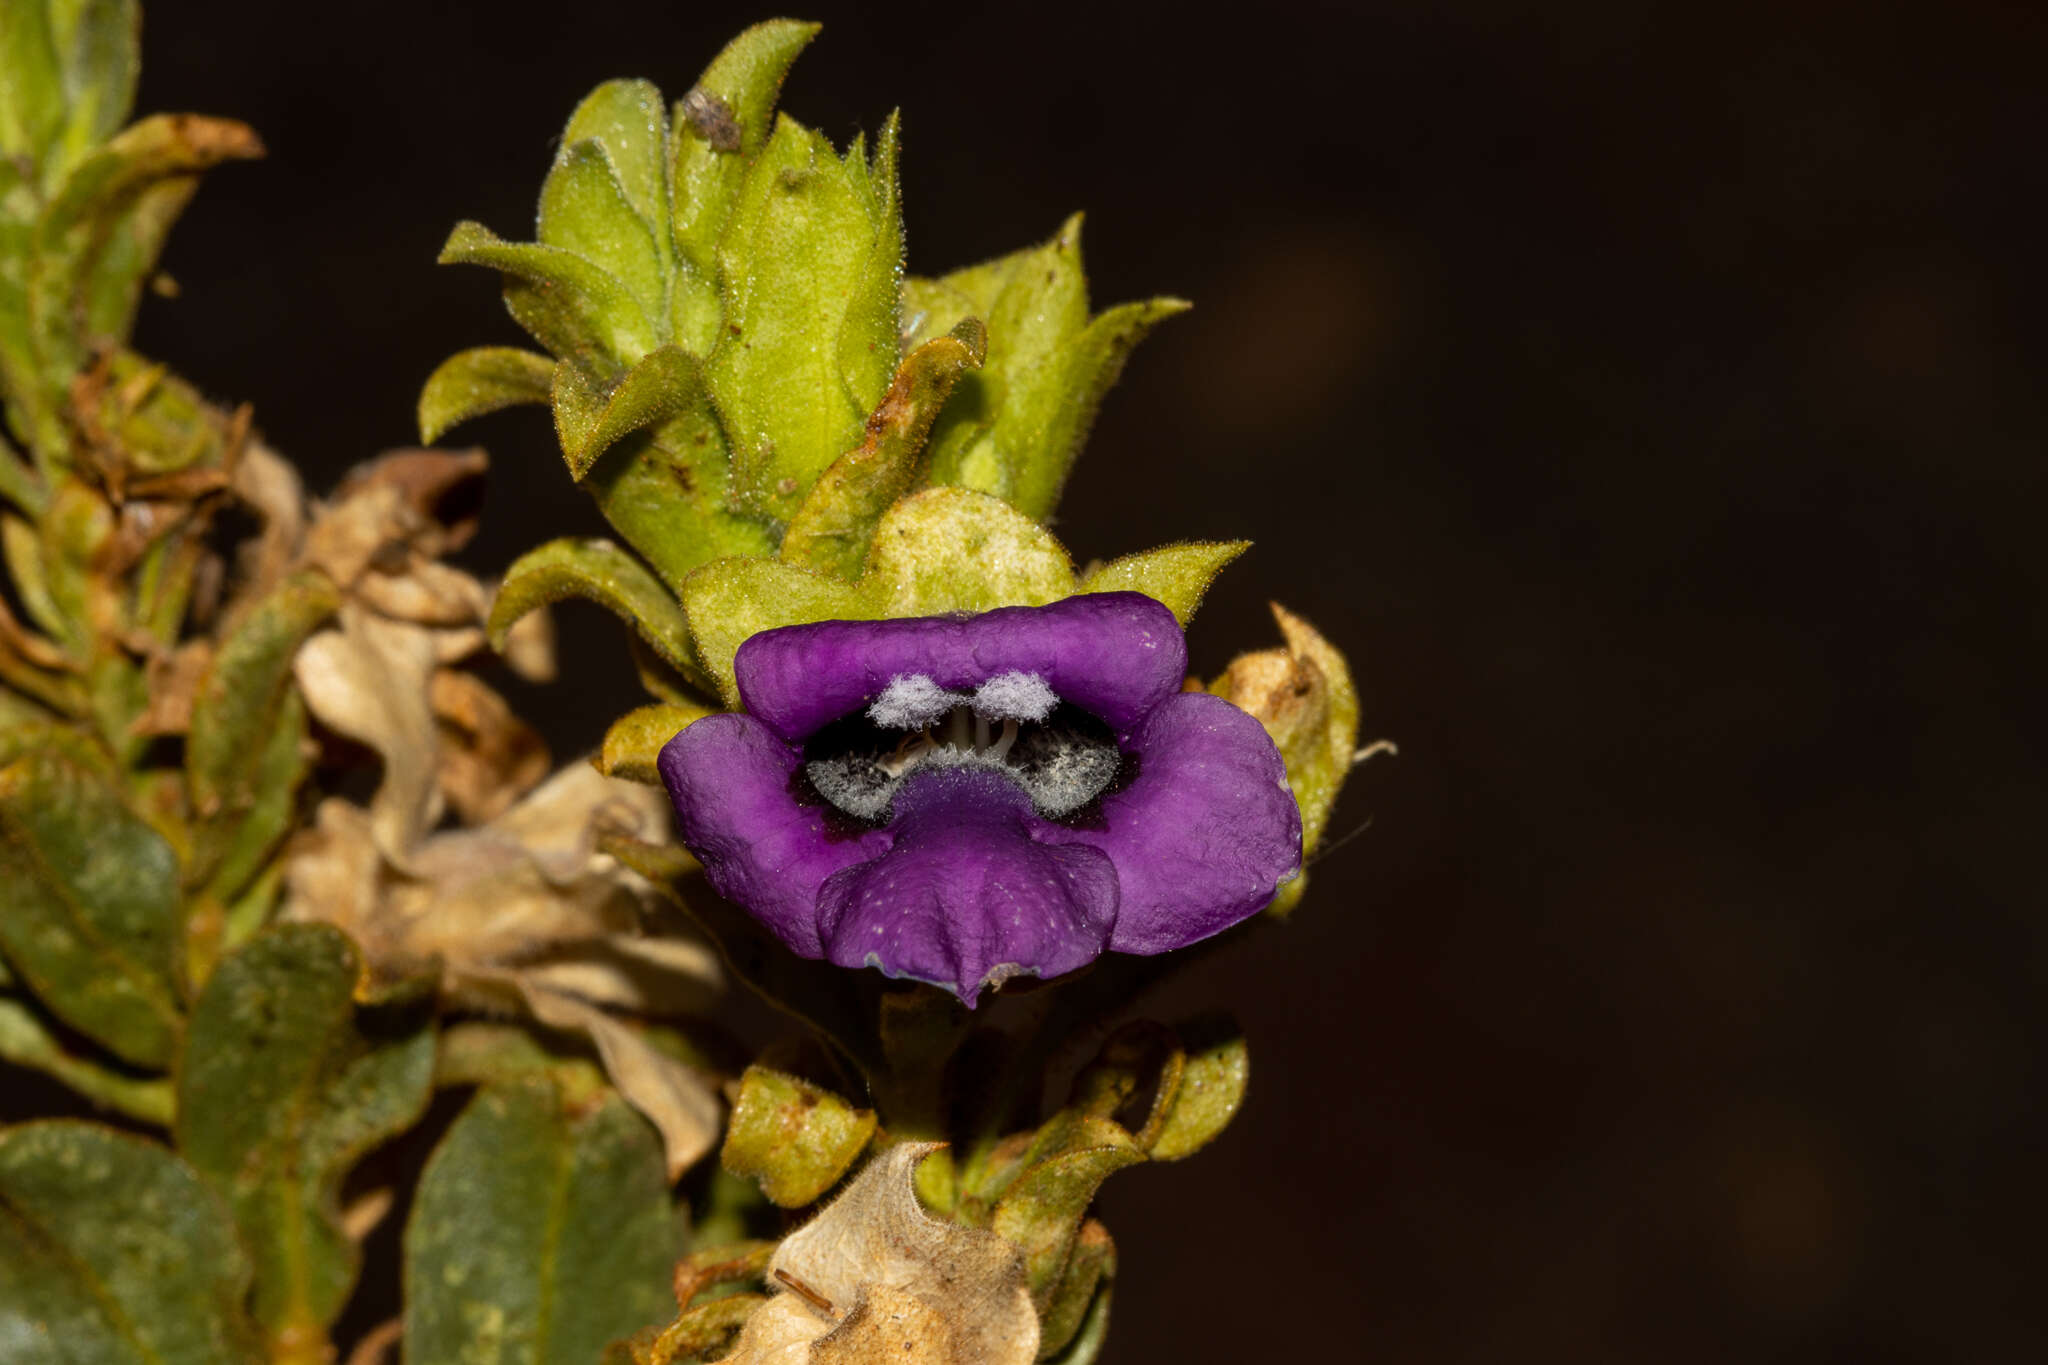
[30,113,263,386]
[1078,540,1249,626]
[175,923,435,1345]
[669,19,819,277]
[0,993,173,1124]
[720,1065,877,1208]
[684,486,1078,704]
[0,1,64,173]
[184,570,337,880]
[539,140,665,317]
[418,345,554,443]
[781,317,987,579]
[862,486,1076,617]
[0,745,181,1068]
[989,1116,1143,1309]
[1037,1219,1115,1360]
[198,687,309,912]
[707,115,894,522]
[554,344,702,480]
[49,0,141,182]
[404,1077,685,1365]
[488,536,707,690]
[597,701,717,784]
[677,558,859,706]
[438,220,655,370]
[1148,1016,1249,1162]
[559,78,668,245]
[918,216,1187,519]
[836,110,903,419]
[0,1121,263,1365]
[1044,1273,1112,1365]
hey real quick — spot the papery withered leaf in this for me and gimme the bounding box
[404,1077,684,1365]
[0,1121,263,1365]
[1210,602,1364,911]
[720,1144,1038,1365]
[0,746,181,1068]
[1148,1016,1249,1162]
[440,221,655,370]
[598,700,718,784]
[175,923,435,1348]
[1078,540,1249,627]
[989,1117,1143,1309]
[670,20,819,278]
[490,535,707,691]
[721,1064,877,1208]
[417,345,554,443]
[781,318,987,579]
[541,140,665,313]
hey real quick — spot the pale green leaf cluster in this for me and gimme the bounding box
[426,22,1206,747]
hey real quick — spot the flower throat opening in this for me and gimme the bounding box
[802,670,1123,823]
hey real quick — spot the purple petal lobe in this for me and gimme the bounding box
[816,768,1119,1006]
[1049,692,1302,955]
[736,593,1186,742]
[657,713,890,957]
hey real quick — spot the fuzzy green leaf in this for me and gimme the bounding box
[50,0,141,181]
[555,344,703,480]
[0,746,181,1068]
[678,558,858,705]
[489,536,705,689]
[781,318,987,579]
[439,220,655,370]
[560,78,668,241]
[1044,1275,1112,1365]
[185,570,337,880]
[597,701,717,784]
[989,1116,1144,1309]
[720,1065,877,1208]
[1078,540,1248,626]
[669,19,819,277]
[539,140,665,317]
[418,346,555,443]
[0,1121,263,1365]
[1148,1017,1249,1162]
[0,1,65,174]
[1037,1219,1115,1360]
[917,216,1187,519]
[175,924,434,1344]
[863,486,1076,616]
[685,486,1080,703]
[33,113,263,373]
[708,115,898,522]
[404,1077,685,1365]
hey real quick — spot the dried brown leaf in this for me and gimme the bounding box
[721,1144,1038,1365]
[429,669,549,823]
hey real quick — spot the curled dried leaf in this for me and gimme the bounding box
[719,1144,1038,1365]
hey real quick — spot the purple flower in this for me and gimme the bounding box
[657,593,1301,1006]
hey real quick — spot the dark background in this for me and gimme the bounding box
[116,0,2047,1359]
